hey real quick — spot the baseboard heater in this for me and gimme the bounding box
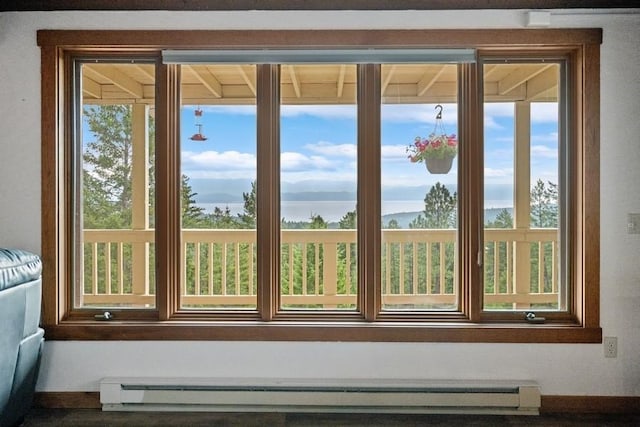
[100,377,540,415]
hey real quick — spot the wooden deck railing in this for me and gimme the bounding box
[80,228,559,309]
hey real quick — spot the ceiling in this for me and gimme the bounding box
[81,62,559,106]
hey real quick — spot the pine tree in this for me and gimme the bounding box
[238,180,257,228]
[83,105,134,228]
[181,174,206,228]
[410,182,457,229]
[530,179,558,228]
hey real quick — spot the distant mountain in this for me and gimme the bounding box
[194,192,244,203]
[380,207,515,228]
[190,177,513,207]
[484,207,514,224]
[281,191,356,202]
[381,211,422,228]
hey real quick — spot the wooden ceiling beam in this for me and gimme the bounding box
[417,65,447,97]
[134,64,155,81]
[381,65,396,96]
[86,66,144,99]
[526,67,558,100]
[498,64,553,95]
[287,65,301,98]
[337,65,346,98]
[184,65,222,98]
[82,77,102,98]
[237,65,256,97]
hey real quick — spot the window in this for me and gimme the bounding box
[482,59,566,315]
[38,30,602,342]
[74,59,157,311]
[179,64,258,311]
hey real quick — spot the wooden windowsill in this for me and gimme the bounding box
[43,321,602,343]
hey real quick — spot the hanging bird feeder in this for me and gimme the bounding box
[189,107,208,142]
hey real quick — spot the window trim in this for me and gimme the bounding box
[38,29,602,342]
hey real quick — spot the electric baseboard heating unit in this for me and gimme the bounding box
[100,377,541,415]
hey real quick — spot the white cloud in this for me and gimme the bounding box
[531,103,558,122]
[382,144,410,160]
[484,102,559,129]
[531,145,558,159]
[182,150,256,171]
[381,104,458,126]
[281,105,357,120]
[484,167,514,178]
[484,116,504,129]
[281,151,334,171]
[304,142,410,162]
[491,136,514,144]
[305,141,356,157]
[484,102,513,130]
[282,170,357,184]
[532,132,559,144]
[484,102,515,117]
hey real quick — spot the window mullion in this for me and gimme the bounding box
[256,64,281,321]
[458,62,483,321]
[156,63,182,320]
[357,64,382,321]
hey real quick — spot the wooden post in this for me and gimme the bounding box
[131,103,150,298]
[513,101,531,310]
[323,242,338,309]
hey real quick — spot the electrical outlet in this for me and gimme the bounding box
[604,336,618,358]
[628,213,640,234]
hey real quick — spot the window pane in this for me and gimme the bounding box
[380,64,459,311]
[76,61,156,309]
[279,64,358,311]
[180,65,257,310]
[482,61,564,311]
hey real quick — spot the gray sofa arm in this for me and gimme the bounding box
[0,248,43,427]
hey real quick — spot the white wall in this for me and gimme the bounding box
[1,9,638,396]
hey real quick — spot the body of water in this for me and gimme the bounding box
[198,199,512,223]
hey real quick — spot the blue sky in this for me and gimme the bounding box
[180,101,559,211]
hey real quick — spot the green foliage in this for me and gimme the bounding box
[82,104,204,302]
[529,179,558,297]
[409,182,457,229]
[530,179,558,228]
[382,182,459,309]
[339,210,356,230]
[83,105,133,229]
[181,174,207,227]
[483,209,514,296]
[337,210,357,299]
[238,180,257,228]
[385,219,400,229]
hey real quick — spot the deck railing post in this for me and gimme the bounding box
[513,101,532,310]
[131,103,150,297]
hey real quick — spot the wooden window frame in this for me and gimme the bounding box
[38,29,602,342]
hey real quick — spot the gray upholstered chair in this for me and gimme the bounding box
[0,249,43,427]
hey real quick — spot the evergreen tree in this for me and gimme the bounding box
[83,104,203,229]
[483,209,513,297]
[530,179,558,228]
[490,208,514,229]
[410,182,457,229]
[181,174,206,227]
[385,219,400,229]
[339,210,357,229]
[529,179,558,294]
[238,180,257,228]
[83,105,133,228]
[338,210,357,297]
[308,213,328,229]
